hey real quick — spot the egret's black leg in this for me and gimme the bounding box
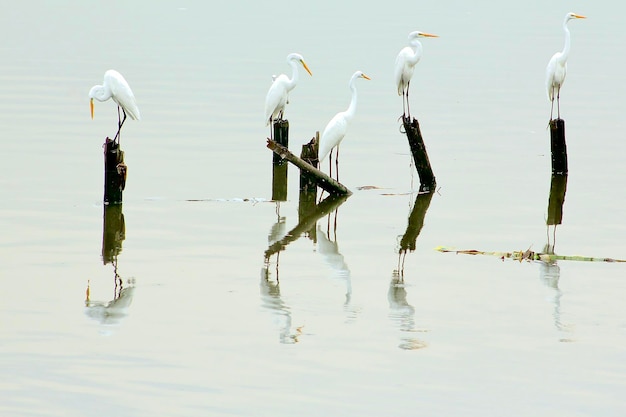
[406,81,411,119]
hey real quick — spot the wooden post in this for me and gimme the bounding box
[298,133,320,241]
[546,174,567,226]
[549,118,568,175]
[271,120,289,201]
[103,138,127,205]
[267,139,351,196]
[402,116,436,192]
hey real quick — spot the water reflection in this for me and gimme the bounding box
[260,264,302,344]
[316,224,352,307]
[538,174,571,339]
[85,205,134,331]
[395,191,434,276]
[264,194,349,260]
[388,272,427,350]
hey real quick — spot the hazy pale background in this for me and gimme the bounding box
[1,1,625,416]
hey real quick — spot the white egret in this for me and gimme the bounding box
[545,12,586,120]
[318,71,371,181]
[264,53,313,134]
[394,31,438,118]
[89,69,141,145]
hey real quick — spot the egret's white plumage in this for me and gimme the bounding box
[89,69,141,122]
[394,31,438,117]
[318,71,371,179]
[264,53,312,127]
[545,12,586,120]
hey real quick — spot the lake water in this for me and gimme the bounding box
[2,1,626,416]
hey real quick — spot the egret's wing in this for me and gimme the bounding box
[319,112,348,162]
[264,75,289,125]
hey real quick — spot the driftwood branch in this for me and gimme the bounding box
[267,138,352,196]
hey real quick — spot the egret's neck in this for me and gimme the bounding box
[344,79,358,122]
[560,20,572,62]
[408,40,423,64]
[89,85,112,102]
[286,60,299,91]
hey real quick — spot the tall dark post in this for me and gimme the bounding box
[103,138,126,205]
[271,120,289,201]
[402,116,436,192]
[549,118,568,175]
[298,133,319,241]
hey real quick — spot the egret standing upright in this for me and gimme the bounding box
[264,53,313,138]
[394,31,438,119]
[89,69,141,146]
[545,12,586,120]
[319,71,371,181]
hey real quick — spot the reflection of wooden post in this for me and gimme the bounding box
[399,191,434,253]
[104,138,126,205]
[271,120,289,201]
[549,118,567,175]
[298,133,319,241]
[402,116,436,192]
[547,174,567,226]
[102,204,126,264]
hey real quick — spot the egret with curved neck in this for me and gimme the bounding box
[264,53,312,138]
[319,71,371,181]
[89,69,141,146]
[545,12,586,120]
[394,31,438,119]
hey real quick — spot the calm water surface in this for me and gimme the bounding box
[2,1,626,416]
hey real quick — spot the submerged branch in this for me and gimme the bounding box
[435,246,626,263]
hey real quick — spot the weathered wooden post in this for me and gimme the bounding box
[103,138,127,205]
[267,139,351,196]
[549,118,567,175]
[271,120,289,201]
[298,133,320,241]
[402,116,436,192]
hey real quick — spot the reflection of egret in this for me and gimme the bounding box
[260,265,302,344]
[546,12,586,120]
[85,279,135,329]
[318,71,371,181]
[317,225,351,305]
[537,243,568,335]
[388,271,426,350]
[395,31,438,118]
[264,53,313,133]
[89,69,141,145]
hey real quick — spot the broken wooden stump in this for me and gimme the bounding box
[549,118,567,175]
[267,138,351,196]
[103,138,127,205]
[298,133,320,239]
[402,116,436,192]
[271,120,289,201]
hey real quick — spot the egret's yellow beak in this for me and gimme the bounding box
[90,98,94,119]
[301,60,313,76]
[362,74,372,80]
[422,33,439,38]
[573,14,586,19]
